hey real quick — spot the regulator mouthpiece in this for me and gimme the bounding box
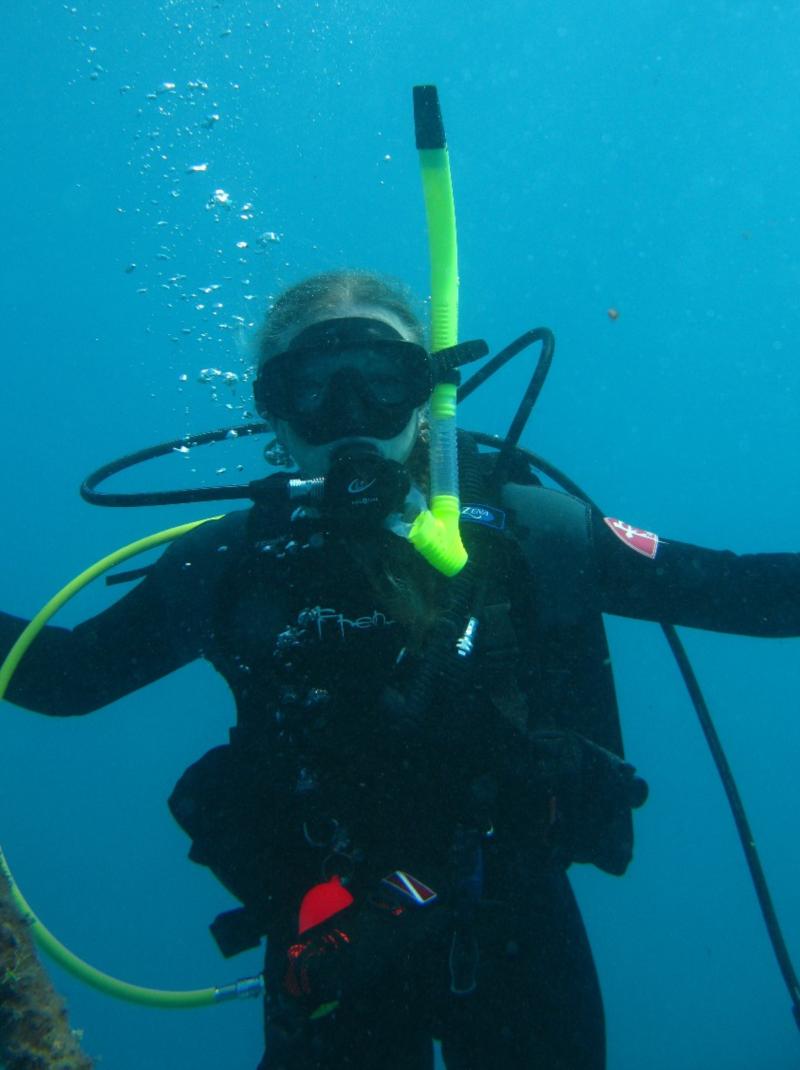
[323,447,411,528]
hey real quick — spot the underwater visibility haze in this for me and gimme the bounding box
[1,2,799,1068]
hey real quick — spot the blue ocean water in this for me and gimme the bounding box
[1,2,798,1067]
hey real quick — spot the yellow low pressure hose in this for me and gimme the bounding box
[0,517,263,1008]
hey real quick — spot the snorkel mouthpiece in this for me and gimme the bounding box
[410,85,467,577]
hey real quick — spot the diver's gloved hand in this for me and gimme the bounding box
[525,729,648,875]
[284,926,352,1009]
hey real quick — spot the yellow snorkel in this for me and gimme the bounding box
[407,85,468,577]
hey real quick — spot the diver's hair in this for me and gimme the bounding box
[256,269,426,368]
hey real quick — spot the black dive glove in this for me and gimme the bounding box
[525,730,648,875]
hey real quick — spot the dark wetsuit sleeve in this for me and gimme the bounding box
[0,512,247,715]
[589,509,800,637]
[503,483,800,638]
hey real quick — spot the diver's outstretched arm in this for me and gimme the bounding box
[0,511,247,716]
[504,481,800,638]
[588,509,800,637]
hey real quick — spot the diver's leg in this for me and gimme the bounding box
[439,862,605,1070]
[259,997,434,1070]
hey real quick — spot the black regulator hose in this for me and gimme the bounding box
[661,626,800,1030]
[80,423,270,507]
[459,328,554,489]
[467,430,800,1033]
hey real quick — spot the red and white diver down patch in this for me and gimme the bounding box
[603,517,660,559]
[381,870,438,905]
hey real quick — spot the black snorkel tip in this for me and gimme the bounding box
[413,86,446,150]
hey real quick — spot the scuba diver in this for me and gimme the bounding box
[1,267,799,1069]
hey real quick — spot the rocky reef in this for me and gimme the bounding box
[0,867,93,1069]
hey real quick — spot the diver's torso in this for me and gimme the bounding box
[175,484,628,879]
[165,486,637,925]
[205,520,480,861]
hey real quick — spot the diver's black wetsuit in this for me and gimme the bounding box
[2,483,799,1070]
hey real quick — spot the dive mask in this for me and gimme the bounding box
[254,317,433,445]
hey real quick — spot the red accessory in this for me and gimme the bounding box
[298,875,354,935]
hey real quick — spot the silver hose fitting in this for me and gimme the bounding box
[456,616,479,658]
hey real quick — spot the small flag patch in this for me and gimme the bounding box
[381,870,438,905]
[604,517,659,559]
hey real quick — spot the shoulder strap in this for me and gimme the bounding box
[501,483,594,630]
